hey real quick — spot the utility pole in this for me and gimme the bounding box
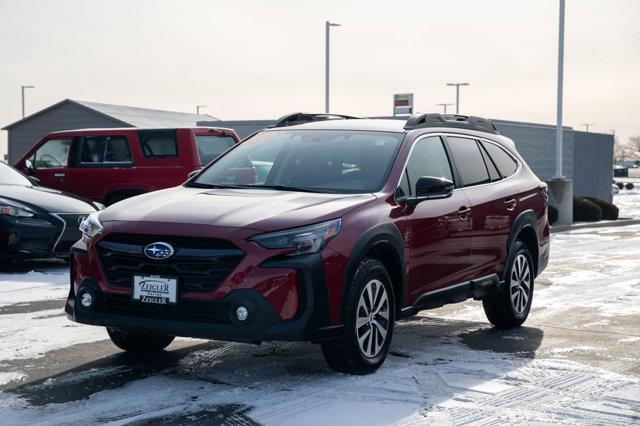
[21,85,35,118]
[325,21,341,113]
[446,82,469,114]
[437,103,454,114]
[581,123,594,132]
[196,105,206,115]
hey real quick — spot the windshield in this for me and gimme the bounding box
[0,162,31,186]
[192,130,404,193]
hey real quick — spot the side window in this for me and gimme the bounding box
[479,142,501,181]
[195,136,236,165]
[80,136,131,165]
[446,136,490,187]
[482,141,519,178]
[138,129,178,158]
[398,136,454,197]
[34,139,71,168]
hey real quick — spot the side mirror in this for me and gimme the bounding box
[187,169,202,180]
[402,176,454,205]
[415,176,454,198]
[25,159,34,170]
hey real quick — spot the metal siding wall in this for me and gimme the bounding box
[573,131,614,203]
[7,102,124,163]
[493,120,574,181]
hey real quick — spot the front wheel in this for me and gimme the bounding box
[483,241,534,328]
[107,328,174,352]
[321,259,395,375]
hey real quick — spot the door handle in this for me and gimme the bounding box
[505,198,517,211]
[54,173,65,178]
[458,206,471,220]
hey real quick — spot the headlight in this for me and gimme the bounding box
[79,212,103,238]
[0,198,35,218]
[250,219,341,256]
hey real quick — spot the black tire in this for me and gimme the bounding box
[107,328,174,352]
[483,241,534,328]
[321,259,395,375]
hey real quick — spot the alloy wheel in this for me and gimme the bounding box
[355,279,390,358]
[510,254,531,314]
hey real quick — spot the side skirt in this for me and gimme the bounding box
[398,274,501,319]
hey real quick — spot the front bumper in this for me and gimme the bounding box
[66,246,342,343]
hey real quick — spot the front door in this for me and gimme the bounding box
[399,135,474,302]
[30,138,72,191]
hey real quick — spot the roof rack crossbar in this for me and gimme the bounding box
[404,113,499,134]
[268,112,360,128]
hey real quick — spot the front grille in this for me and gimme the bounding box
[53,214,87,253]
[98,293,231,324]
[96,233,245,294]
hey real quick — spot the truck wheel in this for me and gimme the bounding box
[107,328,174,352]
[321,259,395,375]
[483,241,534,328]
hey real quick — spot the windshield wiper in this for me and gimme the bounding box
[187,182,244,189]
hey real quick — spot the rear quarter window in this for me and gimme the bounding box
[137,129,178,158]
[482,141,519,178]
[195,135,236,165]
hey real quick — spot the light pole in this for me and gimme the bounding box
[325,21,340,113]
[196,105,206,115]
[446,82,469,114]
[437,103,454,114]
[21,85,35,118]
[554,0,565,179]
[581,123,594,132]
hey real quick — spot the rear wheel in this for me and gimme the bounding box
[483,241,534,328]
[321,259,395,375]
[107,328,174,352]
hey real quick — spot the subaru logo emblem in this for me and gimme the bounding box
[144,242,174,260]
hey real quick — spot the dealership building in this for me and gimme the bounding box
[2,99,614,202]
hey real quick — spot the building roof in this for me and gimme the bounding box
[2,99,218,130]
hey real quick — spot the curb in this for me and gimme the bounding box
[550,218,640,233]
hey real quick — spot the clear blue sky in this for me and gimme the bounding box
[1,0,639,156]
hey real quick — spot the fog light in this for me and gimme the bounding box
[80,292,94,309]
[236,305,249,322]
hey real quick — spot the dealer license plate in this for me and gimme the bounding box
[132,275,178,305]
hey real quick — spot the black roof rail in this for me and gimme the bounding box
[268,112,360,128]
[404,113,499,134]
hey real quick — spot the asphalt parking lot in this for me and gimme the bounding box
[1,223,639,425]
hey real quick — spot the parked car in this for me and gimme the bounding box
[0,161,100,265]
[67,113,550,374]
[14,127,240,205]
[613,164,629,177]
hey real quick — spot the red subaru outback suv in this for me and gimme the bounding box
[66,113,550,374]
[15,127,240,205]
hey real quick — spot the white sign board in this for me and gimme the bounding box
[393,93,414,116]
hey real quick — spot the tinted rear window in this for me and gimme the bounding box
[195,136,236,165]
[482,141,519,178]
[137,129,178,158]
[446,136,490,187]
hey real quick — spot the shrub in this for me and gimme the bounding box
[548,205,559,225]
[625,182,635,190]
[617,182,624,190]
[584,197,619,220]
[573,197,602,222]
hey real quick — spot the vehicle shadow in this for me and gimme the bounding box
[3,315,545,424]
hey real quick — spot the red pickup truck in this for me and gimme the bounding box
[14,127,240,205]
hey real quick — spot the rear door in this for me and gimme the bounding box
[65,134,134,201]
[445,135,518,280]
[400,135,474,301]
[29,138,73,191]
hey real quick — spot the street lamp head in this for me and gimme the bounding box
[22,85,35,89]
[446,82,469,86]
[327,21,341,27]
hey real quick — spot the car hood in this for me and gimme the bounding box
[99,187,376,231]
[0,184,97,213]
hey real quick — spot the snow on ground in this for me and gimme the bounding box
[0,271,68,307]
